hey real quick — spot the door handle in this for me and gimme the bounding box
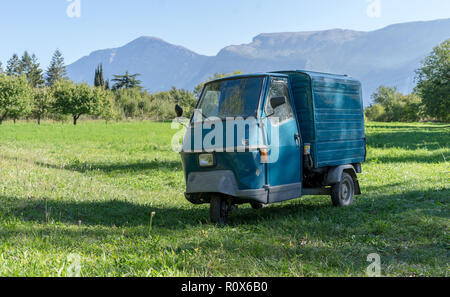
[294,134,301,148]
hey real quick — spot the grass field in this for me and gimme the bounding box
[0,121,448,276]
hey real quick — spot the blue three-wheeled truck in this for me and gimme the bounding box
[175,70,366,224]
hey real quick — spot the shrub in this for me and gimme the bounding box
[365,104,387,122]
[367,86,424,122]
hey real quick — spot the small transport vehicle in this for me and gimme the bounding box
[175,70,366,224]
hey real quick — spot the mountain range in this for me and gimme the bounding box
[66,18,450,105]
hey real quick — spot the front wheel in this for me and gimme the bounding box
[210,196,228,224]
[331,172,355,207]
[250,202,268,210]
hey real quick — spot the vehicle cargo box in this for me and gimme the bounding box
[278,70,366,168]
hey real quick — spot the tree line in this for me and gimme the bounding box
[0,50,198,125]
[365,39,449,123]
[1,39,447,125]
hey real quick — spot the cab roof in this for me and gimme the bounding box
[207,70,358,84]
[273,70,359,82]
[206,73,288,84]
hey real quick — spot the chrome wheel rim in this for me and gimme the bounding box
[341,180,352,203]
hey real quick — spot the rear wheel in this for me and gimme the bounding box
[210,196,228,224]
[331,172,355,207]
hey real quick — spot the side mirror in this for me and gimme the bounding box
[270,96,287,109]
[175,104,183,117]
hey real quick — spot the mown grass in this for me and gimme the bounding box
[0,121,448,276]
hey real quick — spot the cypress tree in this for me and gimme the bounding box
[94,64,105,88]
[104,79,110,90]
[94,67,99,87]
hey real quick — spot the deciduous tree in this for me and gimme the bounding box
[93,87,116,122]
[53,80,96,125]
[367,86,424,122]
[415,39,450,122]
[0,75,33,124]
[33,87,54,125]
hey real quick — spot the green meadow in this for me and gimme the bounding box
[0,121,448,276]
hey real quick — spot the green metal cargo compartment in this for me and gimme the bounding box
[277,70,366,168]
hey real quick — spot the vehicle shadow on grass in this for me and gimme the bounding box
[35,159,182,174]
[2,187,448,230]
[228,186,449,228]
[2,195,207,228]
[0,154,182,174]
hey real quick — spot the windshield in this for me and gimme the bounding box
[197,77,264,119]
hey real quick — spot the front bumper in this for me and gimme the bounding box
[185,170,268,204]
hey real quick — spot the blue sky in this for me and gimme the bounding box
[1,0,449,69]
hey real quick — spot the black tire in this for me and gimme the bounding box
[251,202,268,210]
[210,196,228,224]
[331,172,355,207]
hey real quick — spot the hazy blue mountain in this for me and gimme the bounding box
[67,36,210,92]
[67,18,450,105]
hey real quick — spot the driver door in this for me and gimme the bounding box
[265,78,303,203]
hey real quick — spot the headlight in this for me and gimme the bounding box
[199,153,215,167]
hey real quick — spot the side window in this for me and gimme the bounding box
[265,79,294,125]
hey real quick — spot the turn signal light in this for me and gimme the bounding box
[260,149,268,164]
